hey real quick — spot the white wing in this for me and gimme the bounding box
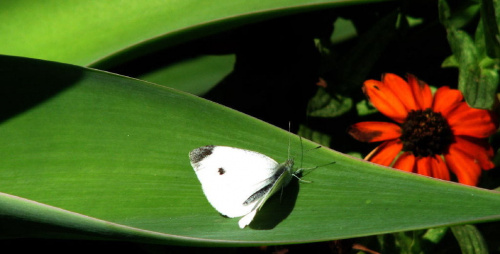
[189,146,280,218]
[238,209,258,229]
[238,159,294,228]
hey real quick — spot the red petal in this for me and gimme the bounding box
[383,73,419,111]
[430,155,450,180]
[416,156,432,177]
[452,137,495,170]
[447,103,498,138]
[432,86,463,117]
[348,122,401,142]
[363,79,408,123]
[407,74,433,109]
[366,140,403,166]
[393,152,415,172]
[444,145,482,186]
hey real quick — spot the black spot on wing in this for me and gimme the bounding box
[218,167,225,175]
[189,145,215,165]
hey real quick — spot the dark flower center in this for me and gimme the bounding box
[400,109,454,157]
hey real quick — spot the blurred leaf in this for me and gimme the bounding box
[446,29,485,106]
[330,17,357,44]
[385,227,450,253]
[356,99,378,116]
[394,230,426,254]
[334,11,399,91]
[439,0,480,29]
[2,55,500,246]
[422,227,449,244]
[0,0,393,67]
[406,16,424,27]
[307,87,353,117]
[477,68,500,106]
[298,124,331,147]
[451,225,489,254]
[441,55,459,68]
[447,29,480,93]
[138,54,235,95]
[377,234,395,253]
[346,151,363,159]
[439,0,498,109]
[480,0,500,58]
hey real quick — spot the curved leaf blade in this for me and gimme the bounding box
[0,0,391,67]
[1,55,500,246]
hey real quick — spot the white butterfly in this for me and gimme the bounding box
[189,145,302,228]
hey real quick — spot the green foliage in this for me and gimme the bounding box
[452,225,489,254]
[439,0,500,109]
[1,0,500,252]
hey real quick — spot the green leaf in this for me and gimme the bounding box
[356,99,379,116]
[330,17,357,44]
[307,87,353,118]
[450,27,499,109]
[475,3,500,110]
[441,55,459,68]
[377,227,449,254]
[446,29,484,106]
[2,55,500,246]
[393,230,426,254]
[422,227,449,244]
[477,68,500,108]
[334,10,399,91]
[0,0,393,67]
[138,54,235,95]
[438,0,480,29]
[450,30,479,85]
[298,124,331,147]
[480,0,500,58]
[439,0,498,109]
[451,225,489,254]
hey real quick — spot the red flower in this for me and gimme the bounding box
[348,73,498,186]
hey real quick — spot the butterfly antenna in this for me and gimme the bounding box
[287,121,291,160]
[300,135,304,169]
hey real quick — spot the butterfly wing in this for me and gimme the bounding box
[238,159,295,228]
[189,146,281,218]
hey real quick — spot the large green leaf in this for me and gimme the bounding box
[1,55,500,246]
[0,0,390,67]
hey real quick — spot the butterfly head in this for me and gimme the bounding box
[284,158,294,173]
